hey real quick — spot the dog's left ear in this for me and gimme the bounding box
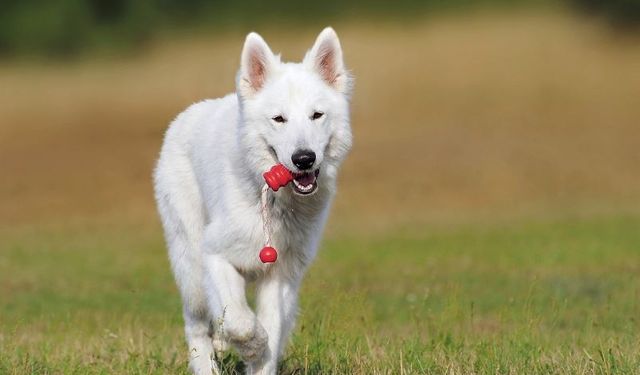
[304,27,352,95]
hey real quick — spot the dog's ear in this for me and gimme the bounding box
[304,27,352,95]
[238,32,276,97]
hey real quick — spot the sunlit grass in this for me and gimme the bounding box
[2,215,639,373]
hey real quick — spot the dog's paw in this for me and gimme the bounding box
[228,320,268,362]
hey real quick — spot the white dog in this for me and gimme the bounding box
[153,27,352,375]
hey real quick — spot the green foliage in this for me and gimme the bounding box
[0,0,157,57]
[0,0,554,58]
[1,0,637,58]
[573,0,640,28]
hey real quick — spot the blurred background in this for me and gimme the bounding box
[1,0,640,229]
[1,0,640,373]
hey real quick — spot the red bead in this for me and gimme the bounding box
[259,246,278,263]
[263,164,293,191]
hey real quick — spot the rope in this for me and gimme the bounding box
[260,183,272,247]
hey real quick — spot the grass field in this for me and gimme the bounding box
[1,8,640,375]
[2,216,639,374]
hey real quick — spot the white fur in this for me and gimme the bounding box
[153,28,352,375]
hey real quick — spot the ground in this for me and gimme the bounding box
[2,216,639,374]
[1,9,639,375]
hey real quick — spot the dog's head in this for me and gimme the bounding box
[236,28,353,196]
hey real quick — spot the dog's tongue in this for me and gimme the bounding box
[294,173,316,186]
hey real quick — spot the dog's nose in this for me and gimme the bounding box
[291,149,316,170]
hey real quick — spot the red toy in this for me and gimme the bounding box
[263,164,293,191]
[259,164,294,263]
[259,246,278,263]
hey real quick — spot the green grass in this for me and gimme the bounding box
[1,215,639,374]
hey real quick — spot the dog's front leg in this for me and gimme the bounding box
[204,254,268,363]
[247,272,301,375]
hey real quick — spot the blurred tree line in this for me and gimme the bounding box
[0,0,638,59]
[572,0,640,28]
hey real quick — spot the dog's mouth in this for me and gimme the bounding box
[292,169,319,195]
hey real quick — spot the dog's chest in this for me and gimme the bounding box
[267,197,325,258]
[210,188,329,272]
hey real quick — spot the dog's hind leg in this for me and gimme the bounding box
[155,140,217,374]
[185,308,219,375]
[157,203,218,374]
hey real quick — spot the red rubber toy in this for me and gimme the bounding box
[260,164,292,264]
[263,164,293,191]
[259,246,278,263]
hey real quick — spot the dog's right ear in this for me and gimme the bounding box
[238,32,276,98]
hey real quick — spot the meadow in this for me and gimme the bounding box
[1,9,640,374]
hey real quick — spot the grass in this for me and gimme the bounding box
[1,214,639,374]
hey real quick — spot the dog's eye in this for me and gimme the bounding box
[272,115,287,123]
[311,112,324,120]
